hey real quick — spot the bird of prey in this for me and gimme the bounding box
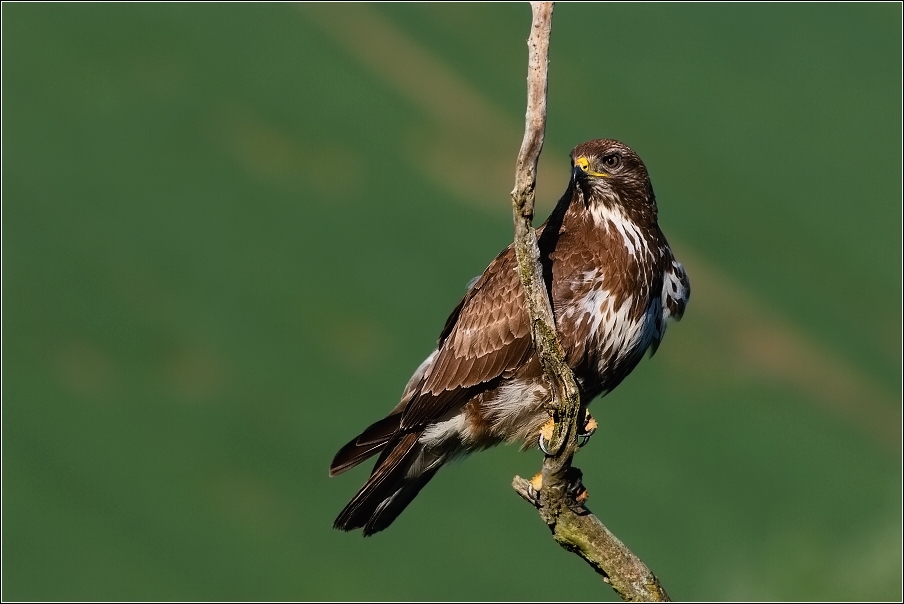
[330,139,690,536]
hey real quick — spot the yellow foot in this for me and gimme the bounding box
[540,412,598,452]
[538,418,556,454]
[578,411,598,447]
[524,471,544,505]
[530,471,543,492]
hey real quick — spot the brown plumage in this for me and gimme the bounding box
[330,139,690,536]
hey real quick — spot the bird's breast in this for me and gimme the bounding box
[552,220,663,387]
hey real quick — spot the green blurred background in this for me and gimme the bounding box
[3,3,901,601]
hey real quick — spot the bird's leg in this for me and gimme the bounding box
[578,408,598,447]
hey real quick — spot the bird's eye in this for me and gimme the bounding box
[602,154,621,169]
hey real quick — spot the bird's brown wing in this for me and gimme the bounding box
[399,244,534,430]
[330,243,536,476]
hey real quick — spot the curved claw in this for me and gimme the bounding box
[538,418,556,455]
[538,432,552,455]
[578,426,596,447]
[524,472,543,505]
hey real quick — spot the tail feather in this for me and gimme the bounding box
[333,432,441,536]
[329,414,402,477]
[363,466,440,535]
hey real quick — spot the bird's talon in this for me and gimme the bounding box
[565,467,589,510]
[525,472,543,505]
[538,418,556,455]
[577,412,598,447]
[538,432,552,455]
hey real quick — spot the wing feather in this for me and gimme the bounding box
[401,245,532,429]
[650,257,691,356]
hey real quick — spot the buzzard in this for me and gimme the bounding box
[330,139,690,536]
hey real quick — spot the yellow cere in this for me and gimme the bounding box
[574,156,610,178]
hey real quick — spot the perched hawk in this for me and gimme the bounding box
[330,139,690,536]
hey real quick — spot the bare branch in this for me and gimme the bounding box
[510,2,580,462]
[509,3,671,601]
[512,476,670,602]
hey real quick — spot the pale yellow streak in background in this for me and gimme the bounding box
[301,4,900,452]
[211,102,359,198]
[301,3,568,210]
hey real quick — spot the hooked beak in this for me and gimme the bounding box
[572,156,610,180]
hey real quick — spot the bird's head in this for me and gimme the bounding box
[569,139,658,223]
